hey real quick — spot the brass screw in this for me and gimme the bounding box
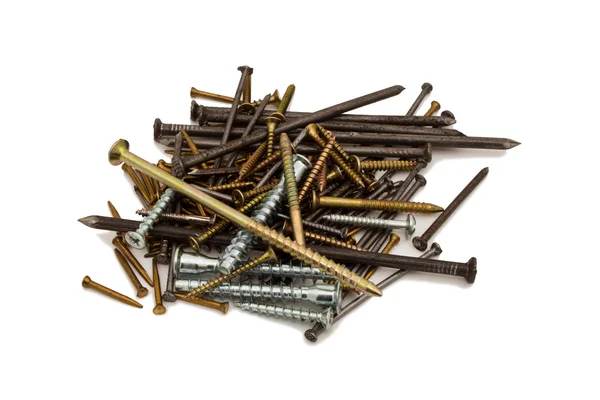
[364,233,401,280]
[298,139,335,203]
[174,293,229,314]
[306,124,364,188]
[188,192,269,250]
[316,125,352,163]
[112,236,153,287]
[244,149,282,177]
[424,101,441,117]
[311,191,444,214]
[279,133,306,246]
[114,249,148,298]
[231,180,278,208]
[357,159,417,172]
[185,248,277,299]
[250,89,281,107]
[265,84,295,157]
[282,221,365,252]
[318,163,328,192]
[190,87,280,107]
[208,181,254,192]
[82,276,143,308]
[109,139,382,297]
[238,74,255,114]
[238,141,268,179]
[152,259,166,315]
[326,165,343,182]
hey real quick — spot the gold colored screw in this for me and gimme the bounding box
[346,226,363,238]
[364,233,401,280]
[114,249,148,298]
[109,140,382,296]
[316,125,352,163]
[190,87,280,107]
[311,191,444,214]
[231,180,279,208]
[188,192,269,250]
[306,124,364,188]
[279,133,306,246]
[208,181,254,192]
[326,165,343,182]
[82,275,143,308]
[298,139,335,203]
[265,84,295,157]
[152,259,166,315]
[174,293,229,314]
[318,163,329,192]
[244,149,282,177]
[282,222,365,252]
[359,159,417,172]
[238,74,255,114]
[185,248,278,299]
[112,236,153,287]
[424,101,441,117]
[238,141,268,179]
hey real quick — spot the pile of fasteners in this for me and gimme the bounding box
[79,66,519,342]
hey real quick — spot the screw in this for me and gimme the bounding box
[276,213,347,239]
[125,188,175,249]
[82,276,143,309]
[113,249,148,298]
[279,132,306,246]
[282,221,365,251]
[185,248,277,299]
[318,164,328,192]
[151,259,166,315]
[312,192,443,214]
[424,101,441,117]
[112,236,153,287]
[238,141,268,180]
[406,83,433,117]
[298,139,335,202]
[174,293,229,314]
[208,181,254,192]
[231,180,279,208]
[413,167,489,251]
[323,214,417,239]
[306,124,364,188]
[304,242,442,342]
[235,302,333,328]
[265,84,295,157]
[179,85,405,169]
[363,232,402,280]
[189,88,279,107]
[177,280,342,312]
[109,140,383,296]
[136,209,216,226]
[357,159,417,172]
[238,72,255,114]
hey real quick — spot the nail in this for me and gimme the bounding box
[111,236,153,287]
[82,276,143,308]
[406,82,433,116]
[152,259,166,315]
[114,249,148,298]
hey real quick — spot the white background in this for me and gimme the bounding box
[1,1,599,399]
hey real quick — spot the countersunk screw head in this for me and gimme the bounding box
[108,139,129,166]
[332,281,342,313]
[421,82,433,93]
[310,191,320,211]
[125,231,146,250]
[431,242,443,256]
[231,189,246,208]
[466,257,477,283]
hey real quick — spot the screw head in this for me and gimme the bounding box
[304,329,318,343]
[329,165,343,180]
[332,281,342,314]
[125,231,146,250]
[431,242,443,256]
[421,82,433,93]
[136,287,149,298]
[238,103,256,115]
[108,139,129,166]
[153,304,166,315]
[264,247,278,263]
[405,214,417,239]
[310,191,320,211]
[350,155,361,171]
[231,189,246,208]
[321,308,333,329]
[81,275,92,288]
[412,236,428,251]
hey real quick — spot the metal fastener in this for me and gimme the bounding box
[125,188,175,249]
[279,132,306,246]
[298,139,335,202]
[323,214,417,239]
[152,259,166,315]
[112,236,153,286]
[114,249,148,298]
[82,275,143,309]
[265,84,295,157]
[406,82,433,116]
[311,192,443,214]
[136,209,216,226]
[235,302,333,328]
[174,293,229,314]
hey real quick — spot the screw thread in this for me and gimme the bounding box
[235,302,332,328]
[208,181,254,192]
[298,140,334,202]
[185,250,275,299]
[279,134,300,211]
[304,229,365,251]
[307,125,364,187]
[361,160,417,172]
[244,219,380,296]
[244,260,333,281]
[276,84,295,115]
[316,125,352,163]
[239,141,268,179]
[320,181,342,197]
[135,188,175,237]
[323,214,404,229]
[183,281,310,303]
[318,163,328,192]
[319,197,443,214]
[242,74,251,103]
[246,150,282,176]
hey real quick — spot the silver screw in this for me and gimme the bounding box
[234,302,334,328]
[216,155,311,275]
[322,213,417,239]
[125,188,175,249]
[174,280,342,312]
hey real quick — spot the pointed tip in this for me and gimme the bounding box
[480,167,490,176]
[429,205,445,213]
[365,282,383,297]
[505,139,521,149]
[77,216,97,227]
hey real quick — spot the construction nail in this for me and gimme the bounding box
[82,276,143,309]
